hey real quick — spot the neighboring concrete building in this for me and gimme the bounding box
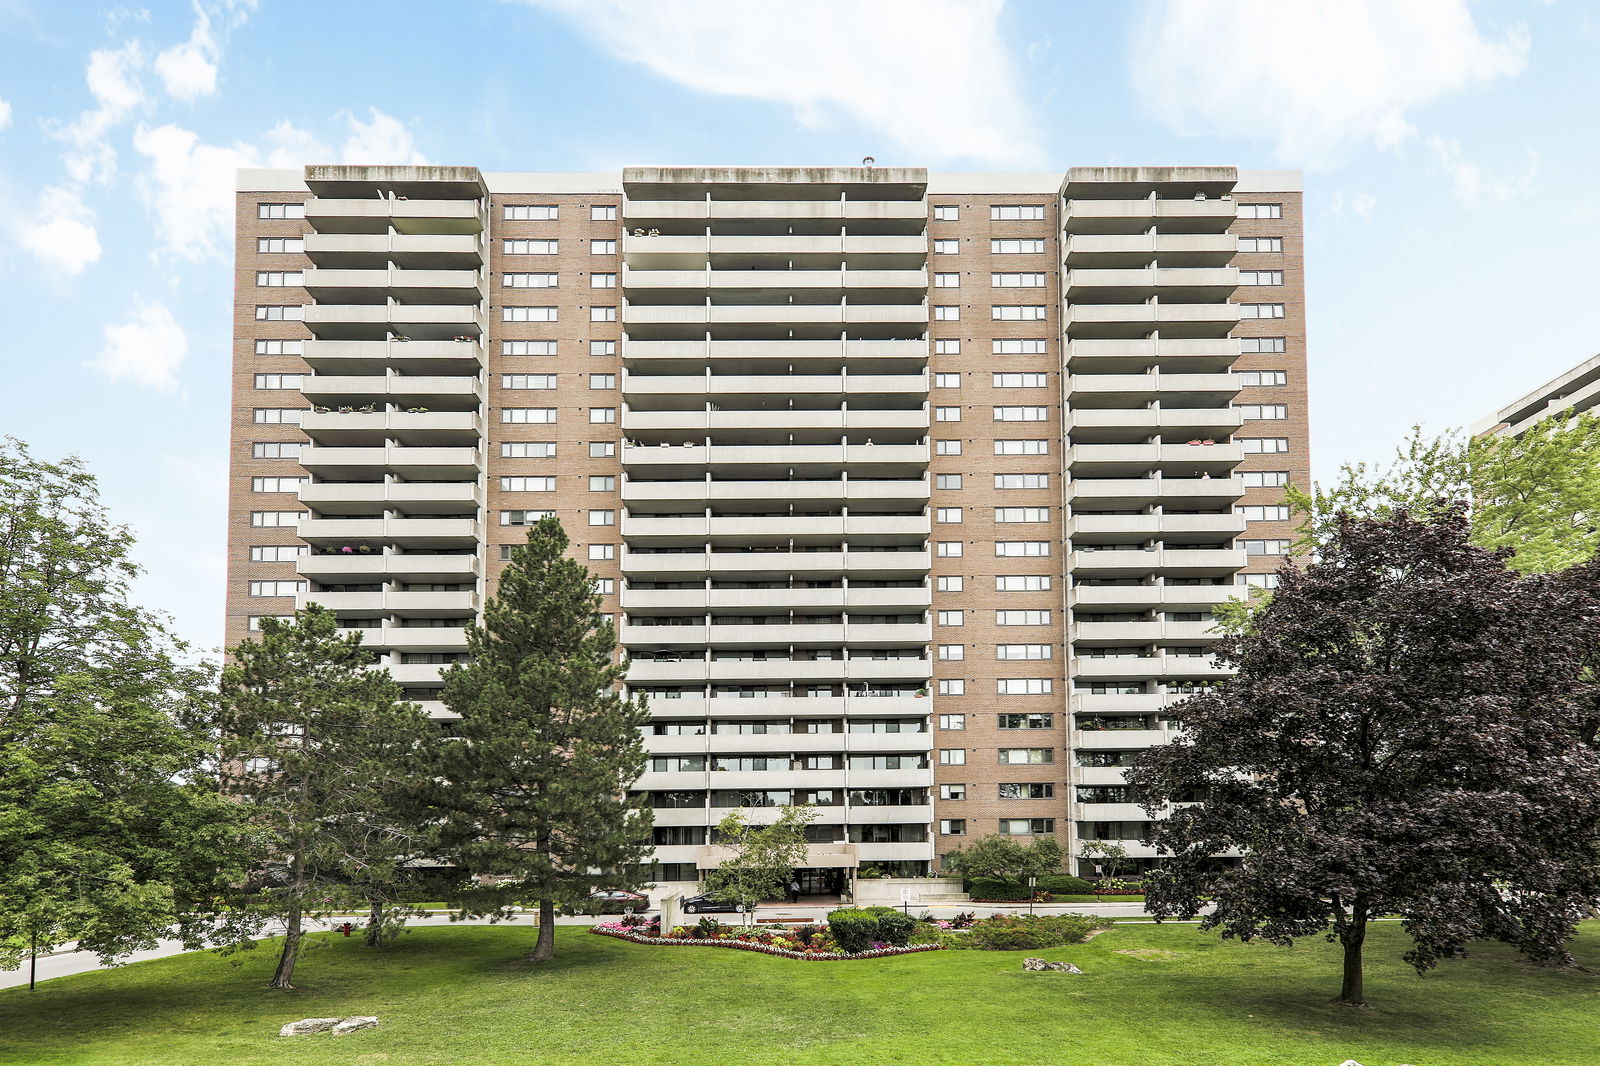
[227,163,1310,891]
[1473,351,1600,438]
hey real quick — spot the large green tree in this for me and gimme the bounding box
[432,517,651,961]
[0,438,245,971]
[941,834,1065,882]
[219,606,437,989]
[1129,509,1600,1006]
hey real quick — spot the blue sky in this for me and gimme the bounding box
[1,0,1596,650]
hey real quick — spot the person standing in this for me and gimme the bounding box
[789,878,802,904]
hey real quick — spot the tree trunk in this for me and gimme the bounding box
[270,903,303,990]
[532,899,556,961]
[364,897,383,948]
[1336,906,1368,1007]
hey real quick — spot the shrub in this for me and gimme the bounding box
[1037,874,1094,895]
[966,913,1110,951]
[694,915,724,939]
[864,906,916,947]
[826,908,880,954]
[967,876,1030,900]
[906,924,944,946]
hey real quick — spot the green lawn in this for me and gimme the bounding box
[1,922,1595,1066]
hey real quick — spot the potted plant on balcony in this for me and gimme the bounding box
[357,544,373,554]
[914,687,929,698]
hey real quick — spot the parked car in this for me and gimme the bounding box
[562,889,649,916]
[679,893,745,915]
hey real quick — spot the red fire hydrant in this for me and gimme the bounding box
[340,922,353,937]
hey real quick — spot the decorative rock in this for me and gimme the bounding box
[1022,958,1084,973]
[331,1016,379,1036]
[279,1018,342,1037]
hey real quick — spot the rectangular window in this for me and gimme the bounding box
[249,545,306,562]
[999,783,1055,800]
[994,473,1049,490]
[253,373,303,390]
[999,818,1055,834]
[247,616,288,631]
[591,205,617,221]
[589,544,616,560]
[997,678,1053,695]
[589,475,616,492]
[591,273,617,288]
[995,541,1050,557]
[590,374,617,389]
[593,578,615,595]
[995,507,1049,523]
[934,373,961,389]
[589,442,616,458]
[248,580,305,597]
[500,476,557,492]
[935,440,962,456]
[501,441,557,458]
[252,408,305,424]
[991,273,1046,288]
[257,203,304,219]
[1237,404,1288,420]
[992,372,1047,388]
[251,476,306,493]
[503,340,558,356]
[996,644,1052,660]
[591,306,617,322]
[937,610,964,627]
[1237,203,1283,219]
[935,474,963,490]
[938,749,967,765]
[504,204,558,220]
[589,509,616,526]
[501,510,556,526]
[993,406,1049,422]
[934,272,960,288]
[502,374,558,389]
[504,273,559,288]
[1240,573,1281,589]
[502,408,557,424]
[251,442,302,459]
[1239,270,1284,286]
[255,271,303,286]
[939,784,967,801]
[997,748,1054,765]
[938,679,965,696]
[249,511,301,528]
[933,239,960,254]
[1239,303,1286,319]
[1237,236,1283,252]
[996,610,1051,626]
[995,439,1049,455]
[992,339,1048,355]
[936,541,964,558]
[503,239,558,254]
[1238,504,1291,521]
[588,407,617,423]
[936,508,963,524]
[591,239,617,254]
[1239,337,1287,353]
[995,575,1051,591]
[934,406,962,422]
[1243,470,1290,488]
[1241,438,1290,454]
[590,340,617,356]
[991,205,1045,220]
[936,578,965,597]
[934,339,961,354]
[936,643,965,660]
[503,306,558,322]
[998,712,1053,728]
[934,306,960,321]
[253,339,303,355]
[254,305,303,321]
[1242,539,1290,556]
[933,205,959,221]
[1236,370,1288,386]
[939,819,967,835]
[992,305,1047,321]
[991,238,1046,254]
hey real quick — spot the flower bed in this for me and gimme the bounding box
[590,922,943,961]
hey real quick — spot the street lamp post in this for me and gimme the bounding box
[1027,875,1037,917]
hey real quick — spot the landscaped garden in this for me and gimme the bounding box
[2,922,1595,1066]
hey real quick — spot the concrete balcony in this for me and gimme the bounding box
[1064,477,1244,508]
[624,268,927,292]
[1065,337,1241,368]
[1072,802,1148,822]
[1063,267,1238,300]
[845,621,931,644]
[708,659,848,682]
[848,804,934,825]
[1067,584,1239,612]
[1070,620,1162,643]
[621,478,928,507]
[624,198,925,221]
[298,588,479,615]
[1066,407,1243,436]
[301,339,483,375]
[848,768,934,790]
[369,627,470,651]
[709,623,848,646]
[1069,693,1170,715]
[295,516,481,547]
[621,442,929,473]
[622,303,928,328]
[1066,442,1243,474]
[297,552,480,582]
[845,732,931,754]
[302,303,486,341]
[298,480,482,510]
[1066,372,1241,403]
[390,663,450,686]
[1065,512,1246,540]
[302,232,484,268]
[302,267,483,303]
[623,372,926,398]
[300,376,483,410]
[299,408,482,449]
[1062,302,1241,338]
[852,842,934,862]
[304,197,484,235]
[1072,765,1129,787]
[1072,728,1170,750]
[620,550,930,579]
[298,444,482,479]
[846,656,931,680]
[1061,198,1238,234]
[1063,232,1237,266]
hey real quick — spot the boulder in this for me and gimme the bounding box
[1022,958,1084,974]
[331,1016,379,1036]
[279,1018,342,1037]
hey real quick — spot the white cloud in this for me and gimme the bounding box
[1327,191,1378,221]
[132,110,426,261]
[521,0,1040,166]
[1427,137,1538,207]
[1132,0,1529,168]
[93,301,189,391]
[53,40,147,184]
[0,98,11,131]
[19,186,103,274]
[154,4,219,101]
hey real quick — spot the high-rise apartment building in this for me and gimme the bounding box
[1473,351,1600,438]
[227,163,1309,892]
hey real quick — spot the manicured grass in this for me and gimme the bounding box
[1,922,1595,1066]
